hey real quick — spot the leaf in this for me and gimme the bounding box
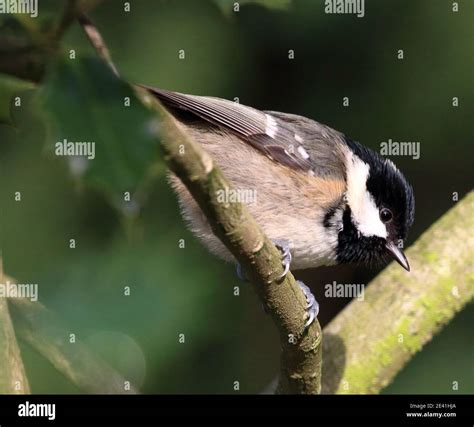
[0,73,35,124]
[40,57,162,208]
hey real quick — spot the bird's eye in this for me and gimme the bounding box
[380,208,393,223]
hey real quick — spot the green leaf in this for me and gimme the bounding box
[0,73,34,124]
[40,57,161,207]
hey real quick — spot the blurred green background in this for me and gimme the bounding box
[0,0,473,393]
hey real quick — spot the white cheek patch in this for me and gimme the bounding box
[345,152,388,239]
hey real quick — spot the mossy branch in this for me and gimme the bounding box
[322,191,474,394]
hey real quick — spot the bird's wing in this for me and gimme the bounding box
[144,85,318,173]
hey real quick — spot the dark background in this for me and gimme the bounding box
[0,0,473,393]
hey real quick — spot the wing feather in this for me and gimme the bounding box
[144,85,339,174]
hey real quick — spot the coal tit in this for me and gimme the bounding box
[145,86,415,325]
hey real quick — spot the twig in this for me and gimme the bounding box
[77,13,119,76]
[53,0,104,41]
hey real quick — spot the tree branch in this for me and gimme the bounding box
[322,191,474,393]
[77,13,323,394]
[0,8,323,394]
[143,92,323,394]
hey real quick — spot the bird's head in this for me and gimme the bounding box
[334,139,415,271]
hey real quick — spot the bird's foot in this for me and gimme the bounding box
[235,239,292,282]
[235,241,318,328]
[298,280,319,328]
[272,239,292,280]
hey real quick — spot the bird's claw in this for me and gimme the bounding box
[297,281,319,329]
[236,239,292,282]
[236,242,319,328]
[236,262,247,282]
[272,239,292,280]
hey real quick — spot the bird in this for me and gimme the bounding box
[144,86,415,327]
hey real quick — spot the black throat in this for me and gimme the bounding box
[336,205,386,266]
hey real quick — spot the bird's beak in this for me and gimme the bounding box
[385,241,410,271]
